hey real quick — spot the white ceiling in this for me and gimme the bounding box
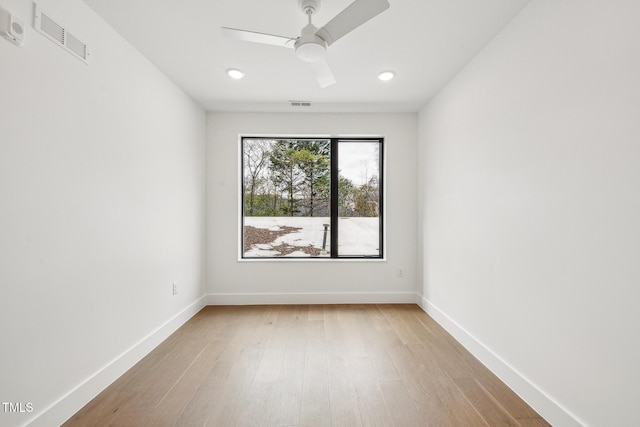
[82,0,531,113]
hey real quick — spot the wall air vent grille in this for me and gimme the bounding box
[66,32,88,60]
[40,11,64,44]
[34,4,90,64]
[289,100,312,107]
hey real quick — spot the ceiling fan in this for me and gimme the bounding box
[222,0,390,88]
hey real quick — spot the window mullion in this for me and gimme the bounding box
[330,138,339,258]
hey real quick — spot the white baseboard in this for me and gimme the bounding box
[418,296,584,427]
[26,296,207,427]
[207,291,421,306]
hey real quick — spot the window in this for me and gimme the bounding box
[241,137,383,259]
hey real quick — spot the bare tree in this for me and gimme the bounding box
[243,139,271,216]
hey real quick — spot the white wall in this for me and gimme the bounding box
[207,112,418,303]
[0,1,206,426]
[418,1,640,426]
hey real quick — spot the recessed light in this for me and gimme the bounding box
[226,68,245,79]
[378,71,395,81]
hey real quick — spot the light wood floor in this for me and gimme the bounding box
[65,304,550,427]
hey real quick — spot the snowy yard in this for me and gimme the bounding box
[243,216,379,257]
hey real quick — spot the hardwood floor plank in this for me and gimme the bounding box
[379,379,424,427]
[377,304,421,345]
[327,357,362,426]
[63,391,139,426]
[300,319,332,427]
[377,306,490,427]
[406,306,541,420]
[357,309,401,382]
[172,360,234,427]
[253,318,287,383]
[388,340,487,427]
[144,339,224,426]
[203,358,263,426]
[65,305,549,427]
[268,321,306,426]
[517,417,553,427]
[307,304,325,321]
[350,356,394,427]
[235,381,278,427]
[402,307,480,380]
[472,363,542,420]
[454,377,522,427]
[337,306,368,358]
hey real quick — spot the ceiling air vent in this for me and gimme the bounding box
[34,4,90,63]
[289,100,312,107]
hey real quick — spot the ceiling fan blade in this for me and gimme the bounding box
[309,59,336,88]
[221,27,296,49]
[316,0,390,46]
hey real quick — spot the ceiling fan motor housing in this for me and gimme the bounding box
[294,23,327,62]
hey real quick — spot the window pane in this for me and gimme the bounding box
[337,141,381,257]
[242,138,331,258]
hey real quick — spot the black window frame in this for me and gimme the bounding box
[241,136,384,260]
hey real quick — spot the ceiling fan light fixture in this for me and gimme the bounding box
[295,41,326,63]
[378,71,395,81]
[295,22,327,63]
[226,68,245,79]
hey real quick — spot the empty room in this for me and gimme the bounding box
[1,0,638,426]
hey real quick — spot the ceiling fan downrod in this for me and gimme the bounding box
[295,0,327,63]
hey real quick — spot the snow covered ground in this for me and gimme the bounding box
[244,216,379,257]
